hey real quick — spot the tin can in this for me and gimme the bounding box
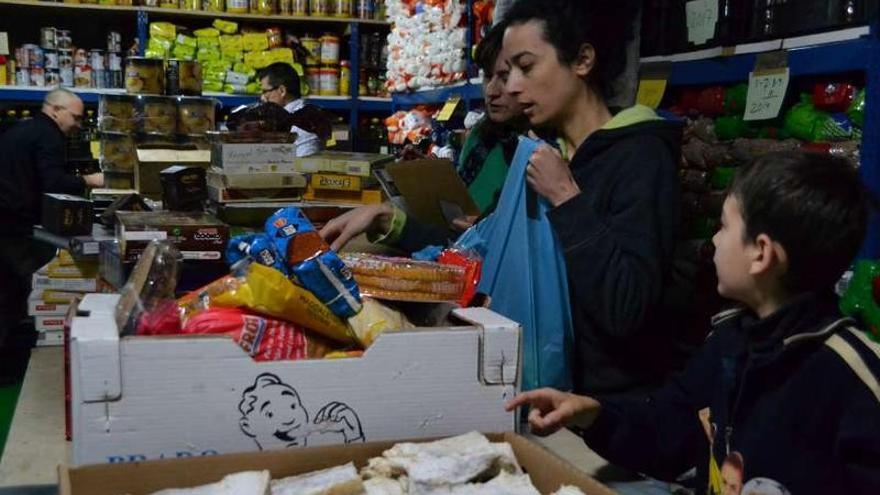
[356,0,373,19]
[74,48,88,67]
[339,60,350,95]
[58,49,74,70]
[202,0,223,11]
[292,0,307,14]
[90,49,105,70]
[227,0,248,12]
[15,68,30,86]
[108,52,123,71]
[279,0,291,14]
[301,36,320,65]
[57,30,72,49]
[107,31,122,52]
[45,69,61,86]
[181,0,200,9]
[40,27,57,50]
[310,0,329,16]
[332,0,351,17]
[30,67,46,87]
[15,47,29,69]
[159,0,178,8]
[60,68,74,87]
[23,45,44,68]
[74,65,92,88]
[319,65,339,95]
[305,65,320,95]
[319,33,340,65]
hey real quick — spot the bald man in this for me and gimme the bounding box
[0,89,104,384]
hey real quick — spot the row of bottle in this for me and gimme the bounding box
[641,0,877,57]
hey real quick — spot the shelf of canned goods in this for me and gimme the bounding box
[0,0,394,146]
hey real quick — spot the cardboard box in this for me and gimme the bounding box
[206,169,307,190]
[37,329,64,347]
[28,290,72,316]
[70,294,521,466]
[135,149,211,200]
[31,274,97,292]
[302,186,383,205]
[115,211,229,263]
[310,173,363,192]
[295,151,393,178]
[212,142,297,174]
[207,185,304,204]
[58,432,616,495]
[36,315,66,332]
[42,194,94,236]
[160,165,207,211]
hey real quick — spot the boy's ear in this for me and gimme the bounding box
[572,43,597,79]
[749,233,788,277]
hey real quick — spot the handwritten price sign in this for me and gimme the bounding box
[686,0,719,45]
[744,69,790,121]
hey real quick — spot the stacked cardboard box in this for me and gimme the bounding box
[29,250,99,347]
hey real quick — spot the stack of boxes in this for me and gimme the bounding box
[29,250,99,347]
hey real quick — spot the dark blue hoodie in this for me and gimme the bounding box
[581,290,880,494]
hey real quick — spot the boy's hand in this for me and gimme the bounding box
[505,388,601,436]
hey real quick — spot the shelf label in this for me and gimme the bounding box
[0,33,8,56]
[744,67,790,121]
[637,79,667,109]
[686,0,718,45]
[436,95,461,122]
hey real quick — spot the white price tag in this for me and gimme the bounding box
[686,0,719,45]
[744,68,790,121]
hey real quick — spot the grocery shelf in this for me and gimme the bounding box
[390,80,484,109]
[358,96,393,112]
[0,86,126,103]
[641,27,872,86]
[0,0,390,25]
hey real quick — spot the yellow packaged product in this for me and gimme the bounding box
[269,47,294,65]
[219,34,243,52]
[242,32,269,52]
[47,262,99,279]
[176,34,198,48]
[54,250,77,266]
[202,0,224,11]
[149,22,177,41]
[244,51,271,69]
[194,27,221,39]
[197,49,222,63]
[171,44,197,60]
[204,80,224,92]
[213,19,239,34]
[245,81,261,94]
[346,297,413,348]
[178,261,356,344]
[198,37,221,50]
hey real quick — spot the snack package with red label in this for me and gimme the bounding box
[181,307,337,361]
[812,83,858,113]
[437,249,482,307]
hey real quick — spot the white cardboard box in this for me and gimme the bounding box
[28,290,72,316]
[71,294,521,466]
[36,329,64,347]
[32,275,97,293]
[213,143,297,174]
[35,315,66,332]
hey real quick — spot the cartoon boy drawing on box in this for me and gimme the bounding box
[238,373,365,450]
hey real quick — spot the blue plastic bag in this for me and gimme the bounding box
[456,137,574,391]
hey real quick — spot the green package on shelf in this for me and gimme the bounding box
[714,115,750,141]
[784,94,821,142]
[848,88,865,128]
[840,260,880,342]
[724,83,749,116]
[711,166,737,190]
[813,112,856,142]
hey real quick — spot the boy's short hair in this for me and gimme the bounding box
[258,62,301,100]
[729,151,870,293]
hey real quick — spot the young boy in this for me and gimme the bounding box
[507,152,880,494]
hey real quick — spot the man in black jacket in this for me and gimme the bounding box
[0,89,103,384]
[507,152,880,494]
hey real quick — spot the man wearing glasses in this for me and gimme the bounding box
[258,63,332,157]
[0,88,104,385]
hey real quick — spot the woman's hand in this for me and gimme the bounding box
[526,143,581,207]
[505,388,601,436]
[319,203,395,251]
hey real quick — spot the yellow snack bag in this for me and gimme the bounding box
[149,22,177,41]
[172,44,197,60]
[213,19,239,34]
[204,80,224,92]
[346,297,413,348]
[219,34,243,53]
[198,36,221,49]
[245,81,261,94]
[178,262,357,344]
[194,27,221,38]
[268,48,295,65]
[242,32,269,52]
[176,34,197,48]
